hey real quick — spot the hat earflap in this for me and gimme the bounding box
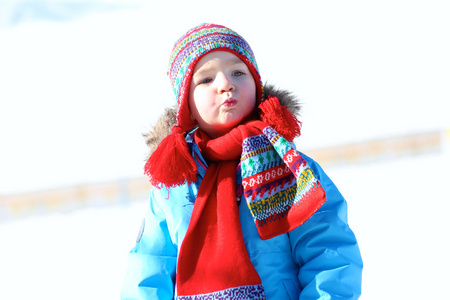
[144,126,198,188]
[259,96,302,142]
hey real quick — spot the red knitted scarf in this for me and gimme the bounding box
[176,124,266,299]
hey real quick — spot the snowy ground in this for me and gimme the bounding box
[1,150,448,299]
[0,200,147,300]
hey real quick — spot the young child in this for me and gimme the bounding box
[121,23,363,300]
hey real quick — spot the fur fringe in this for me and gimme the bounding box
[143,105,178,158]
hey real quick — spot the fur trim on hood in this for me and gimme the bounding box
[144,84,302,157]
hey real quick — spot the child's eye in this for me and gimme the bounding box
[199,78,212,84]
[232,71,245,76]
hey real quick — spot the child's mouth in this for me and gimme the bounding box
[222,98,237,107]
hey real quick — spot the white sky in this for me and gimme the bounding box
[1,0,449,194]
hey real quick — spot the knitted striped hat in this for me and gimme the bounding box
[168,23,263,131]
[145,24,266,187]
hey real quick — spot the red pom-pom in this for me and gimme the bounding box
[259,96,302,142]
[144,131,198,188]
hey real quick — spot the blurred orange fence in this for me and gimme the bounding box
[305,129,447,167]
[0,177,151,222]
[1,129,448,222]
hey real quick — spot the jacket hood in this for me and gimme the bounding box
[144,84,302,156]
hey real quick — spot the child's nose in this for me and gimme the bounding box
[217,74,235,93]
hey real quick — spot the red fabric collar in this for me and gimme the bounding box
[193,120,265,162]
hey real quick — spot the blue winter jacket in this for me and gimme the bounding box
[121,131,363,299]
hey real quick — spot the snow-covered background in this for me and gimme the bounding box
[1,0,449,299]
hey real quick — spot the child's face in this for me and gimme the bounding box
[189,51,256,138]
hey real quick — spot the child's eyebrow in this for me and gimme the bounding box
[226,57,247,67]
[194,58,246,75]
[227,56,246,64]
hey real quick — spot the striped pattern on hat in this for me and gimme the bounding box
[168,23,263,129]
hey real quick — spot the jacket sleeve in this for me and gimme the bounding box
[288,154,363,300]
[121,188,177,300]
